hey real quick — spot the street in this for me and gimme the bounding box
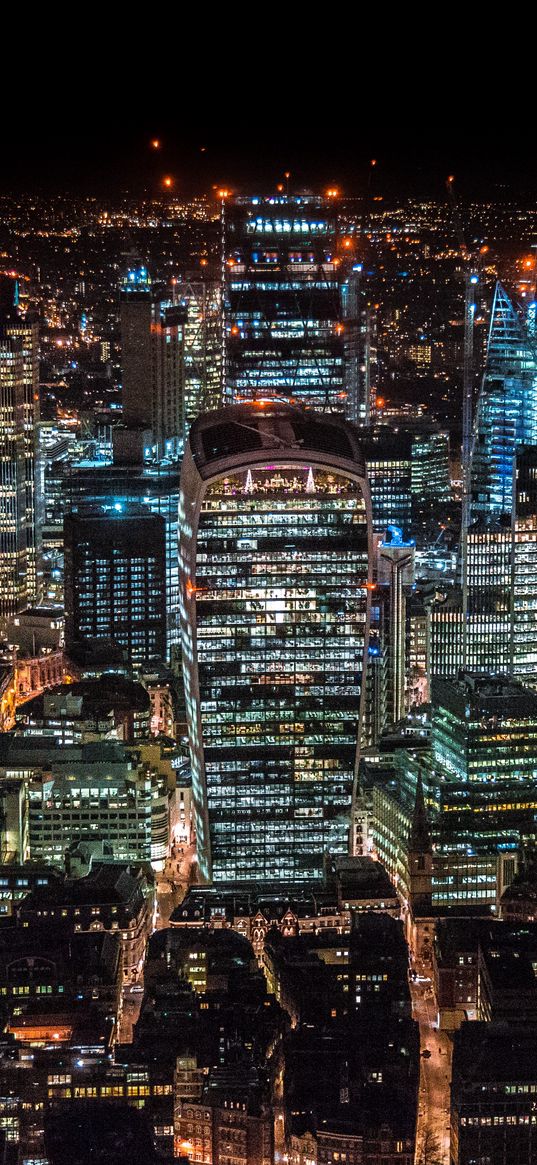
[119,841,197,1041]
[155,840,196,928]
[410,976,452,1164]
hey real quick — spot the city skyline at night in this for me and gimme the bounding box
[1,70,537,1162]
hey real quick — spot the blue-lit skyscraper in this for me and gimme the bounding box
[224,195,363,416]
[471,282,537,521]
[460,283,537,673]
[179,402,372,884]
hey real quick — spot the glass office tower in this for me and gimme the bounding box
[513,445,537,687]
[177,274,223,442]
[64,507,167,667]
[0,276,41,616]
[471,281,537,521]
[120,265,186,460]
[66,462,181,661]
[224,195,362,416]
[179,403,371,884]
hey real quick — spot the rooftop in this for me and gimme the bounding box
[188,403,365,478]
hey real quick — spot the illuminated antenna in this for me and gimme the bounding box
[306,466,315,493]
[244,469,254,493]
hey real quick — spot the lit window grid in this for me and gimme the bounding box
[181,463,371,884]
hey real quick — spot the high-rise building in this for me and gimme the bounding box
[177,274,222,439]
[66,461,181,661]
[64,506,166,667]
[120,264,186,459]
[471,282,537,522]
[465,518,512,673]
[360,424,451,538]
[179,402,372,884]
[445,282,537,676]
[224,195,364,415]
[513,445,537,687]
[377,528,415,726]
[0,276,41,617]
[371,671,537,910]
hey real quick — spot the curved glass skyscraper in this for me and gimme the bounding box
[179,403,372,884]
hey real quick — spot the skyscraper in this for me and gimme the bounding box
[458,282,537,672]
[66,461,181,662]
[179,402,372,884]
[465,518,512,673]
[64,507,167,668]
[513,445,537,687]
[177,273,223,440]
[224,195,363,415]
[0,276,41,618]
[120,265,186,460]
[377,527,415,726]
[470,281,537,521]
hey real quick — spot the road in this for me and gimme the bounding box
[155,841,197,929]
[119,842,197,1041]
[410,976,452,1164]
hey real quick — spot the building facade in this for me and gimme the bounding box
[0,276,41,618]
[224,195,362,415]
[179,403,372,884]
[178,274,223,440]
[471,282,537,522]
[120,265,186,460]
[66,461,181,661]
[64,507,166,668]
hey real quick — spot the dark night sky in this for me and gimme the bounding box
[1,57,534,201]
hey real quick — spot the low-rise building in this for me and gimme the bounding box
[451,1023,537,1165]
[432,916,495,1030]
[478,924,537,1024]
[0,925,122,1046]
[0,861,60,917]
[18,861,155,983]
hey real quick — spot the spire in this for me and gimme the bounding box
[486,282,531,369]
[244,468,254,494]
[410,769,431,853]
[305,466,315,493]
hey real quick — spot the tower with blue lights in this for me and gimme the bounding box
[470,281,537,521]
[453,281,537,675]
